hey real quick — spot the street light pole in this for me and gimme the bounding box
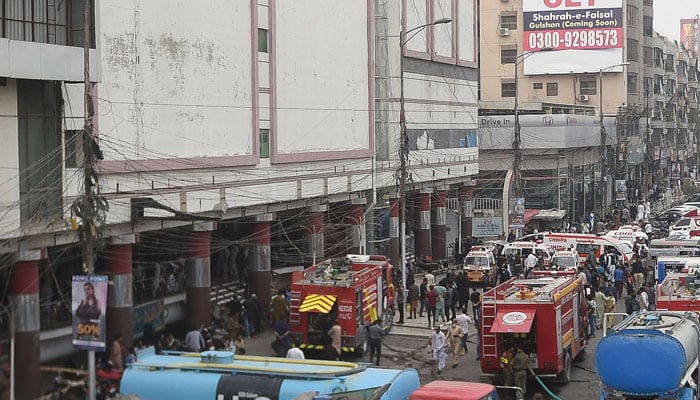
[598,62,629,213]
[399,17,451,297]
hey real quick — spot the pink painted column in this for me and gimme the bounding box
[348,199,366,254]
[307,205,326,263]
[431,189,447,260]
[460,184,475,242]
[186,222,215,330]
[104,235,136,355]
[414,189,432,260]
[10,249,45,400]
[388,196,400,266]
[249,214,273,310]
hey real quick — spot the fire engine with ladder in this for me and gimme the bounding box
[288,254,395,355]
[480,275,588,384]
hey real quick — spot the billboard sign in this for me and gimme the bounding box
[473,217,503,238]
[72,275,108,352]
[523,0,624,75]
[681,18,699,59]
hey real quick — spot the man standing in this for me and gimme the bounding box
[272,315,291,356]
[447,319,465,368]
[368,319,385,366]
[613,264,625,299]
[429,326,447,375]
[511,343,530,395]
[470,287,482,323]
[270,289,289,324]
[184,327,205,352]
[455,311,473,355]
[419,278,429,317]
[396,284,405,324]
[631,255,645,291]
[110,334,124,371]
[500,343,515,387]
[524,252,538,277]
[407,279,420,319]
[426,285,439,328]
[327,319,342,361]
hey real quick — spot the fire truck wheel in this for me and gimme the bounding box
[558,351,572,384]
[381,310,394,332]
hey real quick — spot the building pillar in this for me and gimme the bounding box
[249,214,273,310]
[307,205,326,264]
[10,249,45,400]
[431,189,447,260]
[388,196,400,267]
[186,222,215,330]
[460,184,475,244]
[414,189,432,259]
[104,234,136,354]
[348,198,366,254]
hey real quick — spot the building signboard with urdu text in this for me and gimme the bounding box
[523,0,624,75]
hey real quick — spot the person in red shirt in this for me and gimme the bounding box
[426,285,439,328]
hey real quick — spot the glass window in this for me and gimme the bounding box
[64,130,84,168]
[546,82,558,96]
[501,46,517,64]
[259,129,270,158]
[258,28,268,53]
[580,80,597,95]
[626,5,637,26]
[501,81,516,98]
[627,74,638,94]
[533,82,543,90]
[627,39,639,61]
[500,13,517,30]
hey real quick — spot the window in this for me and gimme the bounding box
[546,82,558,96]
[643,46,653,67]
[627,74,638,94]
[64,130,84,168]
[627,39,639,61]
[259,129,270,158]
[258,28,268,53]
[533,82,543,90]
[643,16,653,36]
[499,12,517,30]
[644,77,653,97]
[500,45,517,64]
[580,80,597,95]
[501,79,516,98]
[643,0,652,6]
[626,5,638,26]
[1,0,94,47]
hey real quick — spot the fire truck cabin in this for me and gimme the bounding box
[289,255,395,355]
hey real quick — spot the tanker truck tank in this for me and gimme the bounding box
[595,311,700,399]
[119,348,420,400]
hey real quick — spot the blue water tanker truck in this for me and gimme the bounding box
[595,311,700,400]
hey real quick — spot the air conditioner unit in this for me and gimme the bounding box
[499,27,510,37]
[578,94,590,102]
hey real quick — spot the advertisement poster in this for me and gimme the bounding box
[72,275,108,351]
[133,300,166,338]
[473,217,503,238]
[509,197,526,229]
[614,180,627,201]
[681,18,699,58]
[523,0,624,75]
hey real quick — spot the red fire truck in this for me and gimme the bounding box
[288,254,396,355]
[480,275,588,384]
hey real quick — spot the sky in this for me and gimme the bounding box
[653,0,700,42]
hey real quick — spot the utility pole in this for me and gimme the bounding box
[82,1,97,398]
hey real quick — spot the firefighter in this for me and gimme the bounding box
[511,343,530,394]
[500,342,515,386]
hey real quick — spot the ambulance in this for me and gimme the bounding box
[550,250,580,270]
[540,233,634,266]
[463,248,496,285]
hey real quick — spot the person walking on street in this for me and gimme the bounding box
[470,287,482,323]
[396,284,405,324]
[429,325,447,375]
[368,319,385,366]
[455,311,472,355]
[407,280,419,319]
[435,284,447,323]
[426,285,439,328]
[511,343,530,395]
[448,319,465,368]
[419,278,428,317]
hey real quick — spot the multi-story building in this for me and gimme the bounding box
[478,0,699,227]
[0,1,479,398]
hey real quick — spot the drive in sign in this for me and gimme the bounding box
[522,0,624,75]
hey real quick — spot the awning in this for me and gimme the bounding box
[299,294,337,314]
[532,209,567,221]
[524,209,540,224]
[490,310,536,334]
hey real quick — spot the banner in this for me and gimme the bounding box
[523,0,624,75]
[473,217,504,238]
[72,275,108,351]
[509,197,526,229]
[614,180,627,201]
[681,18,699,58]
